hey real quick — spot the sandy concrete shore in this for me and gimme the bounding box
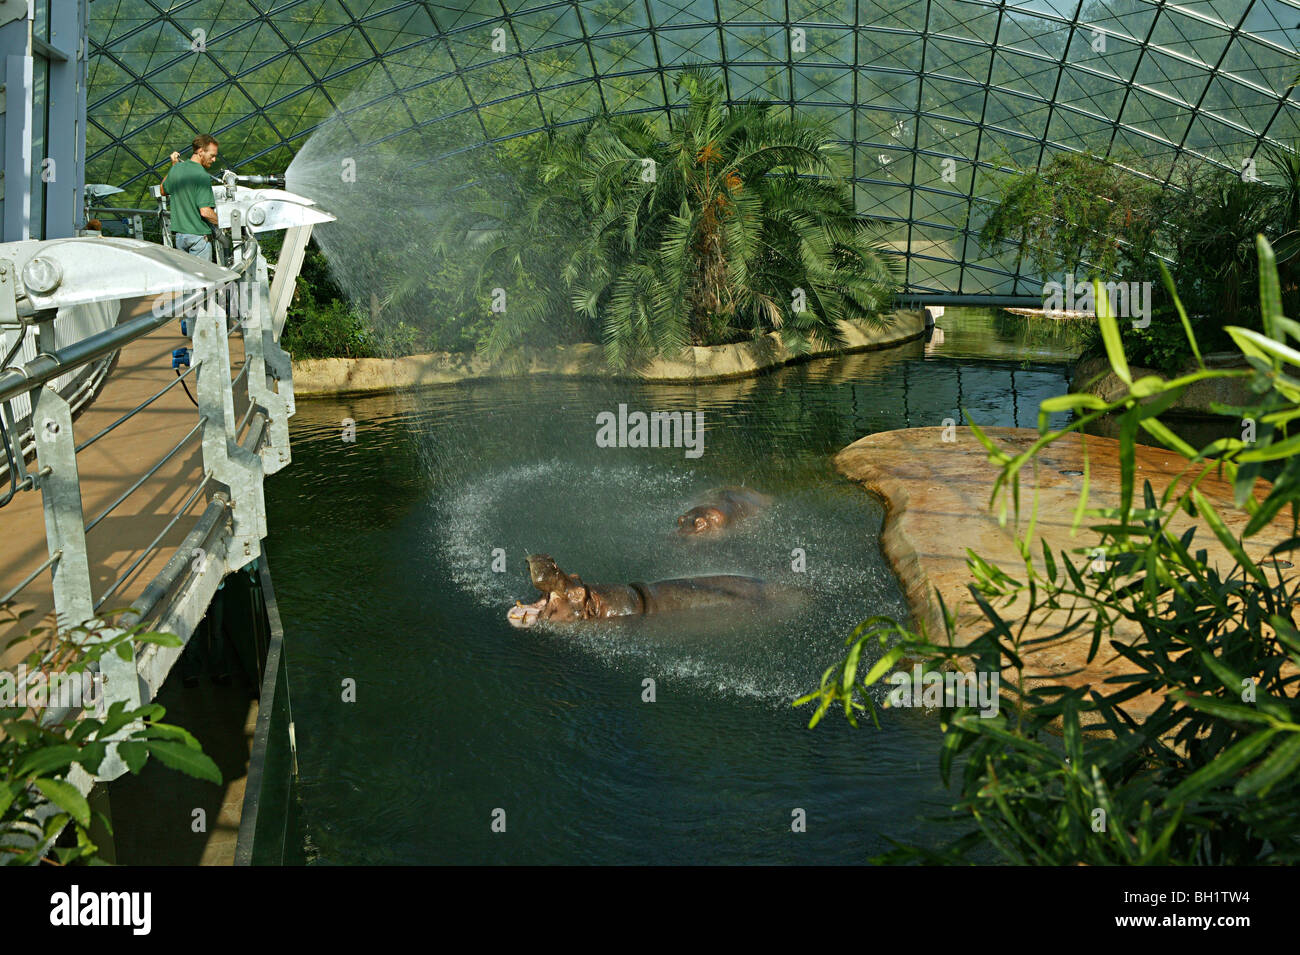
[291,311,926,396]
[835,426,1292,723]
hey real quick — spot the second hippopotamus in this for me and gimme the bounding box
[676,486,771,537]
[506,553,773,629]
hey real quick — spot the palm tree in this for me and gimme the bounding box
[1167,146,1300,329]
[472,67,900,367]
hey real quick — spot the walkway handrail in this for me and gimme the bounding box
[0,234,257,406]
[0,223,297,789]
[0,189,320,863]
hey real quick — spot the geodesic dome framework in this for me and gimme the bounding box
[87,0,1299,298]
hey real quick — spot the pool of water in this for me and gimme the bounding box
[263,310,1076,864]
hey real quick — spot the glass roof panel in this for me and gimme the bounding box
[85,0,1300,298]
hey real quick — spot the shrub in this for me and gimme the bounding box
[280,282,378,360]
[1,608,221,865]
[800,238,1300,864]
[981,148,1300,375]
[469,67,900,367]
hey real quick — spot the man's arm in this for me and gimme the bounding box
[159,151,180,195]
[200,183,218,229]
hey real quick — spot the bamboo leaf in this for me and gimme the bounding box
[1234,732,1300,797]
[861,645,906,689]
[1257,235,1282,343]
[1157,258,1202,368]
[1070,438,1091,536]
[1237,431,1300,463]
[1228,327,1300,369]
[34,778,91,828]
[1172,689,1274,724]
[1192,489,1267,584]
[1094,278,1130,384]
[1164,728,1279,805]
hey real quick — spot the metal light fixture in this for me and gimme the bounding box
[215,186,336,234]
[2,237,237,313]
[21,256,63,295]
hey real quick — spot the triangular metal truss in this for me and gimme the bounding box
[87,0,1299,297]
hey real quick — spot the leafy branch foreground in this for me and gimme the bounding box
[799,237,1300,865]
[1,609,220,865]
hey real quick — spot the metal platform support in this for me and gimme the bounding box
[193,302,266,573]
[268,224,312,342]
[245,252,294,475]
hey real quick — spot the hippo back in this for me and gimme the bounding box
[635,575,769,615]
[717,488,770,519]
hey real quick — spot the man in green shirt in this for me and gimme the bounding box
[162,134,220,261]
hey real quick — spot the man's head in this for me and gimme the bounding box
[191,134,219,168]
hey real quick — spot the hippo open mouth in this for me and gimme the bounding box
[677,505,727,535]
[506,596,549,629]
[507,554,594,629]
[506,553,772,628]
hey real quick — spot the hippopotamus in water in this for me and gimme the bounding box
[507,554,773,629]
[676,487,771,537]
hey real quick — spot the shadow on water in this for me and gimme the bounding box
[264,317,1078,864]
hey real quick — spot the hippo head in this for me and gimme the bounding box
[507,554,592,628]
[677,505,727,536]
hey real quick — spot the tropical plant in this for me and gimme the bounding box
[1122,150,1300,372]
[799,237,1300,864]
[979,151,1163,280]
[1166,165,1279,328]
[279,292,379,360]
[468,67,901,367]
[2,607,221,865]
[982,146,1300,374]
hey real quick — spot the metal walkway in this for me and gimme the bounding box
[0,299,247,658]
[0,187,330,862]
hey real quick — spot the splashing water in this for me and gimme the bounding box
[276,56,928,705]
[430,452,906,706]
[284,65,501,351]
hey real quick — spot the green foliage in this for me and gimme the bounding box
[991,309,1096,359]
[1164,167,1280,342]
[799,237,1300,864]
[467,67,901,367]
[279,293,378,360]
[982,147,1300,374]
[1113,306,1205,374]
[1,608,221,865]
[979,151,1162,279]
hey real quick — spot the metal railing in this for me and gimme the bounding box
[0,181,329,862]
[0,224,297,787]
[84,206,169,246]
